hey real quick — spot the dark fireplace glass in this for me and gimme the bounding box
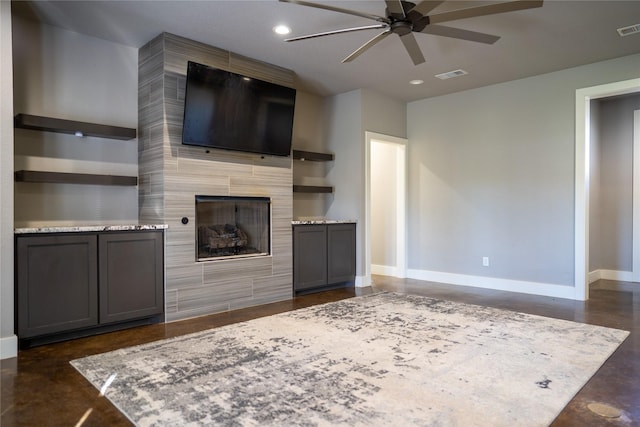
[195,195,271,261]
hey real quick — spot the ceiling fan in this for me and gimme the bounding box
[279,0,543,65]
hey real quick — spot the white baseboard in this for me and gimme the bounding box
[589,269,634,283]
[0,335,18,360]
[371,264,397,276]
[355,274,370,288]
[407,269,578,300]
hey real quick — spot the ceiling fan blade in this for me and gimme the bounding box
[428,0,543,24]
[399,32,426,65]
[385,0,406,18]
[285,24,388,42]
[411,0,446,17]
[279,0,389,24]
[421,24,500,44]
[342,30,392,63]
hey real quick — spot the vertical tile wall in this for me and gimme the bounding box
[138,33,294,322]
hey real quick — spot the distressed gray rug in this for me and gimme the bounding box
[71,292,628,426]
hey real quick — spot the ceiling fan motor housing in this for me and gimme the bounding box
[391,21,413,35]
[387,1,428,34]
[388,1,417,18]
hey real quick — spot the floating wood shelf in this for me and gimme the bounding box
[293,185,333,194]
[15,171,138,186]
[14,114,136,141]
[292,150,334,162]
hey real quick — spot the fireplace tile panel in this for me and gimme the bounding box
[194,278,254,303]
[165,264,203,290]
[229,52,294,88]
[139,44,162,80]
[244,274,293,305]
[139,32,294,322]
[176,283,237,310]
[165,289,178,314]
[203,256,273,283]
[164,35,229,77]
[164,176,230,196]
[176,157,254,179]
[164,242,196,269]
[229,177,292,198]
[166,298,230,323]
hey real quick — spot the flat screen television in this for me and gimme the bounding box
[181,61,297,157]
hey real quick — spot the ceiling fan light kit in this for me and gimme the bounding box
[280,0,543,65]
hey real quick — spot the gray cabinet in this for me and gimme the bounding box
[16,230,164,343]
[327,224,357,284]
[16,234,98,338]
[293,225,328,291]
[99,232,164,324]
[293,223,355,293]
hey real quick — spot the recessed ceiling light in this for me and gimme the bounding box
[409,79,424,85]
[273,25,291,35]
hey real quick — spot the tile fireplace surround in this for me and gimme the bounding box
[138,33,295,322]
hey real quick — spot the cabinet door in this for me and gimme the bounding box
[293,225,328,291]
[327,223,356,285]
[99,231,164,324]
[16,234,98,338]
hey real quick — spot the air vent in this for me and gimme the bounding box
[435,69,468,80]
[617,24,640,37]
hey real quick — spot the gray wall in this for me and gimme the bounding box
[407,53,640,289]
[292,92,331,220]
[12,17,139,227]
[324,89,406,284]
[1,0,16,358]
[591,93,640,272]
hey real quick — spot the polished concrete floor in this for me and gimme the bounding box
[1,276,638,426]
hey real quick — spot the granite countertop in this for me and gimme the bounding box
[292,220,357,225]
[14,224,169,234]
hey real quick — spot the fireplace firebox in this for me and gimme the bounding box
[196,196,271,261]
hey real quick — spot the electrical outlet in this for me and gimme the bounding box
[482,257,490,267]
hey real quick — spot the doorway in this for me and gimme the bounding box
[575,78,640,300]
[634,109,640,282]
[365,131,407,282]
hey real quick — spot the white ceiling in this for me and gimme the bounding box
[12,0,640,102]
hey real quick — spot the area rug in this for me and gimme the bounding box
[71,292,629,426]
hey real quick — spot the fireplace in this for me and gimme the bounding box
[196,196,271,261]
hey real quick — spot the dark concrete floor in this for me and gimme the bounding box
[1,276,638,426]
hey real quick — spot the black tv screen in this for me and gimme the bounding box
[182,61,296,157]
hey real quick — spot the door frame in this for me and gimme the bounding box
[365,131,407,283]
[633,109,640,282]
[574,78,640,300]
